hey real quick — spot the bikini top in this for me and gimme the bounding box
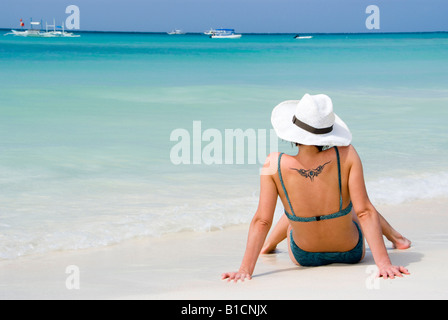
[278,146,352,222]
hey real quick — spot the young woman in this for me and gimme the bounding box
[222,94,410,282]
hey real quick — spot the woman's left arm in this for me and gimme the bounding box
[222,154,279,282]
[347,146,410,278]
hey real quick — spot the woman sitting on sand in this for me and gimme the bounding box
[222,94,411,282]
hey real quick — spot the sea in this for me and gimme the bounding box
[0,31,447,259]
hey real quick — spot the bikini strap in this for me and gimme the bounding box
[334,146,343,211]
[278,153,296,216]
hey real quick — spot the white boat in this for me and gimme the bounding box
[294,35,313,39]
[43,19,80,37]
[210,29,242,39]
[8,21,43,37]
[203,28,215,35]
[9,29,41,37]
[5,19,79,37]
[167,29,185,35]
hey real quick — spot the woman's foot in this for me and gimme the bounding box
[260,242,277,254]
[390,234,412,250]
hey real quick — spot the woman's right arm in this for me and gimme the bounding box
[221,153,279,282]
[347,146,409,279]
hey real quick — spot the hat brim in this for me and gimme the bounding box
[271,100,352,146]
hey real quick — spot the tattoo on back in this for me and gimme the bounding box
[290,161,331,182]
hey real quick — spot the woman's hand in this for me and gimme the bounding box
[221,270,252,282]
[377,264,410,279]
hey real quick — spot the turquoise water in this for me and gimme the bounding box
[0,31,447,259]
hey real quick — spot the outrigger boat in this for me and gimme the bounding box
[8,20,42,37]
[5,18,80,37]
[43,19,80,37]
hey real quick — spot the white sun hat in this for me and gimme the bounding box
[271,93,352,146]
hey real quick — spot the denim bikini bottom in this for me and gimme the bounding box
[289,222,364,267]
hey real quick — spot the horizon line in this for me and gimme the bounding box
[1,28,447,35]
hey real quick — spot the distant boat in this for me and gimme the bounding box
[8,29,40,37]
[5,18,80,37]
[167,29,185,35]
[43,19,80,37]
[203,28,215,35]
[210,29,242,39]
[7,20,42,37]
[294,35,313,39]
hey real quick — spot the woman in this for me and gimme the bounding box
[222,93,411,282]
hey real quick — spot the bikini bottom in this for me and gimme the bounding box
[289,222,364,267]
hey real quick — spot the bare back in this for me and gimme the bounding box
[273,146,359,252]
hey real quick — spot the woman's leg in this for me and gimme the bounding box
[377,212,411,249]
[263,209,411,255]
[352,210,411,250]
[260,215,289,254]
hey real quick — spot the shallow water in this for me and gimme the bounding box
[0,31,447,259]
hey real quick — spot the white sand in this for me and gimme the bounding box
[1,197,447,300]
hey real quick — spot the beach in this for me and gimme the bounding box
[1,32,447,301]
[1,197,447,300]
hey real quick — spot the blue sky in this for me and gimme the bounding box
[1,0,447,33]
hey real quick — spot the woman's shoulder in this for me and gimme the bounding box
[336,145,363,168]
[262,152,296,176]
[265,151,295,166]
[265,152,282,162]
[260,152,282,176]
[336,144,357,157]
